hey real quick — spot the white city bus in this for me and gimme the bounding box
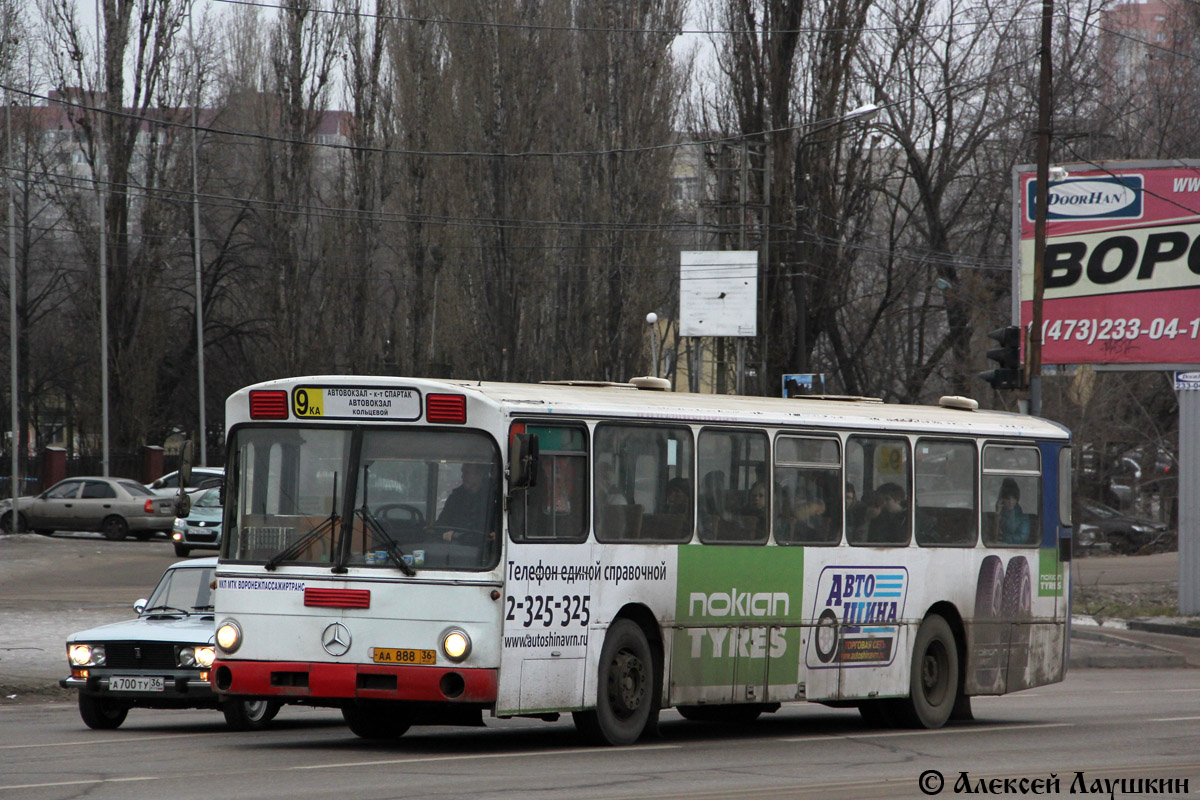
[211,375,1072,745]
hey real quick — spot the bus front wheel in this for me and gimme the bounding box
[342,702,412,739]
[573,618,657,746]
[900,614,958,729]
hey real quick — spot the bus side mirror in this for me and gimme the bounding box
[509,434,539,491]
[179,441,194,486]
[174,441,194,518]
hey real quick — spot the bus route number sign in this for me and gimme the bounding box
[292,386,422,421]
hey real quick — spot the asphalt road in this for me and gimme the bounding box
[2,669,1199,800]
[2,534,1199,798]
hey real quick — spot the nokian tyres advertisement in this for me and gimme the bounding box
[672,546,806,691]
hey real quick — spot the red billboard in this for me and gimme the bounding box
[1016,161,1200,366]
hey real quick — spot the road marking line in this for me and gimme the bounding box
[0,732,218,750]
[780,722,1071,742]
[0,743,682,790]
[1150,715,1200,722]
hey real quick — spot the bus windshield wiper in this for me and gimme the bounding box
[354,508,416,576]
[265,473,339,570]
[334,463,415,576]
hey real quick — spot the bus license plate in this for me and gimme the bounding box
[370,648,436,665]
[110,676,165,692]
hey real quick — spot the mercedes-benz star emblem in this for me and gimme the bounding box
[321,622,352,657]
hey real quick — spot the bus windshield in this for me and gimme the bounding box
[223,426,501,572]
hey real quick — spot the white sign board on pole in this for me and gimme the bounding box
[679,251,758,338]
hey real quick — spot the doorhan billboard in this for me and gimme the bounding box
[1015,161,1200,366]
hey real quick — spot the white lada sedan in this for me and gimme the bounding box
[60,557,281,730]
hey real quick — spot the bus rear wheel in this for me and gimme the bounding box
[899,614,958,729]
[573,618,657,746]
[342,702,412,739]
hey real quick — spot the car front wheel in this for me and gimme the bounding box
[223,699,282,731]
[0,511,27,535]
[78,694,128,729]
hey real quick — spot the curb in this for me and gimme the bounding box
[1127,620,1200,638]
[1069,628,1188,669]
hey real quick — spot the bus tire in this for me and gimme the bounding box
[342,702,412,740]
[899,614,958,729]
[222,699,282,731]
[573,618,656,746]
[78,693,128,729]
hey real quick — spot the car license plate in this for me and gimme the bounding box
[110,676,165,692]
[370,648,436,665]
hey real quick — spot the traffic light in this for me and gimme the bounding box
[978,325,1024,391]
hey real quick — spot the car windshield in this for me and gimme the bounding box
[224,426,501,572]
[193,489,222,509]
[1083,500,1118,519]
[144,566,215,614]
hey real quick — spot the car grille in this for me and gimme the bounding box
[103,641,178,669]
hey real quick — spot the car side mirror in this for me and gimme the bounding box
[509,433,539,491]
[134,598,147,614]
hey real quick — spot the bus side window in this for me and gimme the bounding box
[697,428,768,545]
[773,435,841,546]
[914,438,977,547]
[846,435,912,546]
[594,423,693,544]
[981,444,1041,548]
[508,424,588,543]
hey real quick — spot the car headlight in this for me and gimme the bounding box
[68,643,105,667]
[178,645,216,668]
[441,628,471,662]
[215,620,242,654]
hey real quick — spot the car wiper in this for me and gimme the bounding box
[265,473,340,571]
[143,605,190,616]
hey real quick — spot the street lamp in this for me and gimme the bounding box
[646,312,659,378]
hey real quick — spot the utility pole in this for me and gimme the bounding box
[1028,0,1053,416]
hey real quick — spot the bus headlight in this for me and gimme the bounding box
[215,620,242,654]
[441,628,471,662]
[68,643,105,667]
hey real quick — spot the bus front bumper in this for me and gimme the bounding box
[212,659,498,704]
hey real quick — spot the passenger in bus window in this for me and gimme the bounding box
[791,475,827,535]
[664,478,690,514]
[992,477,1030,545]
[741,481,768,534]
[437,463,496,544]
[866,482,908,543]
[845,482,857,509]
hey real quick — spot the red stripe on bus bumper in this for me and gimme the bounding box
[212,660,498,703]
